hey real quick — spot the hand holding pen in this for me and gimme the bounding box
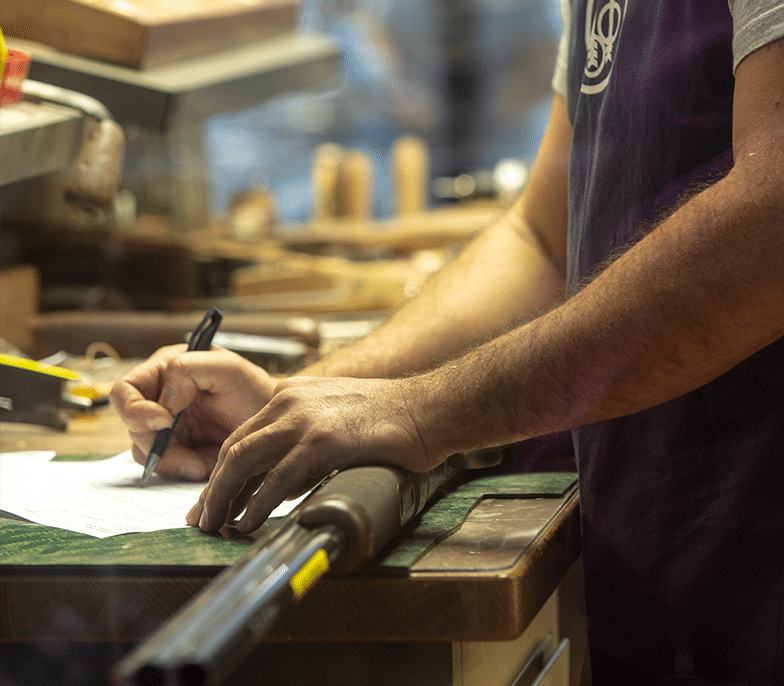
[140,308,223,485]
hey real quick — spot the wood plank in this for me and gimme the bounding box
[2,0,300,69]
[30,310,320,359]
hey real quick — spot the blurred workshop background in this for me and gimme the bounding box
[0,0,560,374]
[206,0,561,222]
[0,8,581,686]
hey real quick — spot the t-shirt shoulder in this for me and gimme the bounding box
[730,0,784,71]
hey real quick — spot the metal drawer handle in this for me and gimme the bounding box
[512,636,571,686]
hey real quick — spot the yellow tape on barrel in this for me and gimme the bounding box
[290,548,330,598]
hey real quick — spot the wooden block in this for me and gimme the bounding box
[390,135,430,215]
[336,149,374,220]
[289,204,502,254]
[229,252,442,312]
[2,0,300,69]
[310,143,343,223]
[0,265,40,354]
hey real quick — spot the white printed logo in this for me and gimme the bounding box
[581,0,628,95]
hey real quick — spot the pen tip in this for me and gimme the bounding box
[141,456,158,486]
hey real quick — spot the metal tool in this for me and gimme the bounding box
[0,353,80,430]
[112,459,466,686]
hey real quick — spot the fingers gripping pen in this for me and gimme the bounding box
[140,308,223,486]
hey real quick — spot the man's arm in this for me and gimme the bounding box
[302,94,572,378]
[194,39,784,534]
[407,37,784,459]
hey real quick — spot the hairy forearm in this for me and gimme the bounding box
[409,167,784,459]
[300,212,566,379]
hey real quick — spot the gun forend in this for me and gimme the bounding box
[296,461,456,573]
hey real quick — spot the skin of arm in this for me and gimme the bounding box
[192,37,784,534]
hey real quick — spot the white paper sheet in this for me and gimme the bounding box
[0,451,302,538]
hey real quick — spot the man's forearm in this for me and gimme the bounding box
[403,40,784,460]
[408,166,784,461]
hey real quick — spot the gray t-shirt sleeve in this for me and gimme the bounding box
[730,0,784,71]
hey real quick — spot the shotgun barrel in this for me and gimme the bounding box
[112,460,466,686]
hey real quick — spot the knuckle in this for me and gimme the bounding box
[261,464,291,494]
[303,425,332,447]
[108,382,124,408]
[165,354,189,379]
[222,441,244,469]
[270,386,298,408]
[159,343,187,357]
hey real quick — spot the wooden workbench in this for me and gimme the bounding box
[0,405,585,686]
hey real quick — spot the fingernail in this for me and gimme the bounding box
[199,504,209,530]
[186,502,201,526]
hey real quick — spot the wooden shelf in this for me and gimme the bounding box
[0,100,83,186]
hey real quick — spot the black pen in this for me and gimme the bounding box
[141,307,223,486]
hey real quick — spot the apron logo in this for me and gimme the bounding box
[581,0,627,95]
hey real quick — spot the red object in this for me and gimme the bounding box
[1,49,31,106]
